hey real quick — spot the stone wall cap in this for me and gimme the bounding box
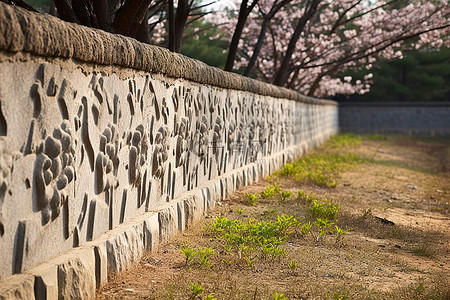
[0,2,336,106]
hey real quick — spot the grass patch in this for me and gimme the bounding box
[277,153,363,187]
[208,215,300,261]
[326,133,362,148]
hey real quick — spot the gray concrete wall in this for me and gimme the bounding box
[339,102,450,135]
[0,3,338,298]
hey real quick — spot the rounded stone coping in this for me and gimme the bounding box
[0,2,336,106]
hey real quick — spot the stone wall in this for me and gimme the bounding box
[339,102,450,135]
[0,3,338,297]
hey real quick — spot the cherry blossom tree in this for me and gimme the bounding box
[218,0,450,97]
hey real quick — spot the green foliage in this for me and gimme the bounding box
[335,226,352,242]
[188,282,204,299]
[264,209,278,215]
[288,260,299,271]
[260,184,282,198]
[197,247,214,267]
[208,215,300,260]
[245,193,258,206]
[180,247,197,266]
[340,47,450,102]
[301,222,313,235]
[297,190,316,204]
[205,294,218,300]
[327,134,361,148]
[310,199,340,220]
[180,19,229,69]
[272,292,289,300]
[23,0,51,12]
[364,134,387,141]
[237,208,245,215]
[278,153,363,188]
[281,191,293,201]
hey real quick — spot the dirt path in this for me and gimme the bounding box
[97,135,449,299]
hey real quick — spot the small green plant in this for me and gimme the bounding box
[327,133,361,148]
[335,226,352,242]
[288,260,299,271]
[237,208,245,215]
[245,193,258,206]
[205,294,217,300]
[277,152,363,188]
[260,184,281,198]
[198,247,214,267]
[301,222,312,235]
[281,191,293,201]
[297,190,315,203]
[272,292,288,300]
[412,243,433,257]
[362,208,372,217]
[208,215,299,264]
[310,199,340,220]
[314,218,335,241]
[264,209,277,215]
[188,282,204,299]
[180,247,197,266]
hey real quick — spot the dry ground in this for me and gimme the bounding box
[97,134,450,300]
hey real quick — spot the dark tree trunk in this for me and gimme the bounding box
[113,0,153,38]
[173,0,190,52]
[53,0,79,23]
[244,0,292,76]
[168,0,175,50]
[224,0,258,72]
[244,17,269,76]
[49,0,56,15]
[273,0,321,86]
[136,11,151,44]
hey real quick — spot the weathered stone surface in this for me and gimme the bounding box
[54,248,96,300]
[30,262,58,300]
[143,213,159,252]
[157,204,178,244]
[105,223,144,273]
[0,274,34,300]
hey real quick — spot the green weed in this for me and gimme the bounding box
[245,193,258,206]
[260,184,281,198]
[281,191,293,201]
[297,190,316,204]
[335,226,352,242]
[237,208,245,215]
[198,247,214,267]
[188,282,204,299]
[272,292,288,300]
[288,260,299,271]
[264,209,277,215]
[208,215,299,261]
[278,153,363,188]
[180,247,197,266]
[310,199,340,220]
[327,133,361,148]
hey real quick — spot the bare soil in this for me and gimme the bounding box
[97,135,450,299]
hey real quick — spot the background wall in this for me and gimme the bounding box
[339,102,450,135]
[0,3,338,284]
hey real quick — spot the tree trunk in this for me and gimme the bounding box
[272,0,321,86]
[224,0,258,72]
[244,17,269,76]
[173,0,190,52]
[168,0,175,51]
[113,0,153,38]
